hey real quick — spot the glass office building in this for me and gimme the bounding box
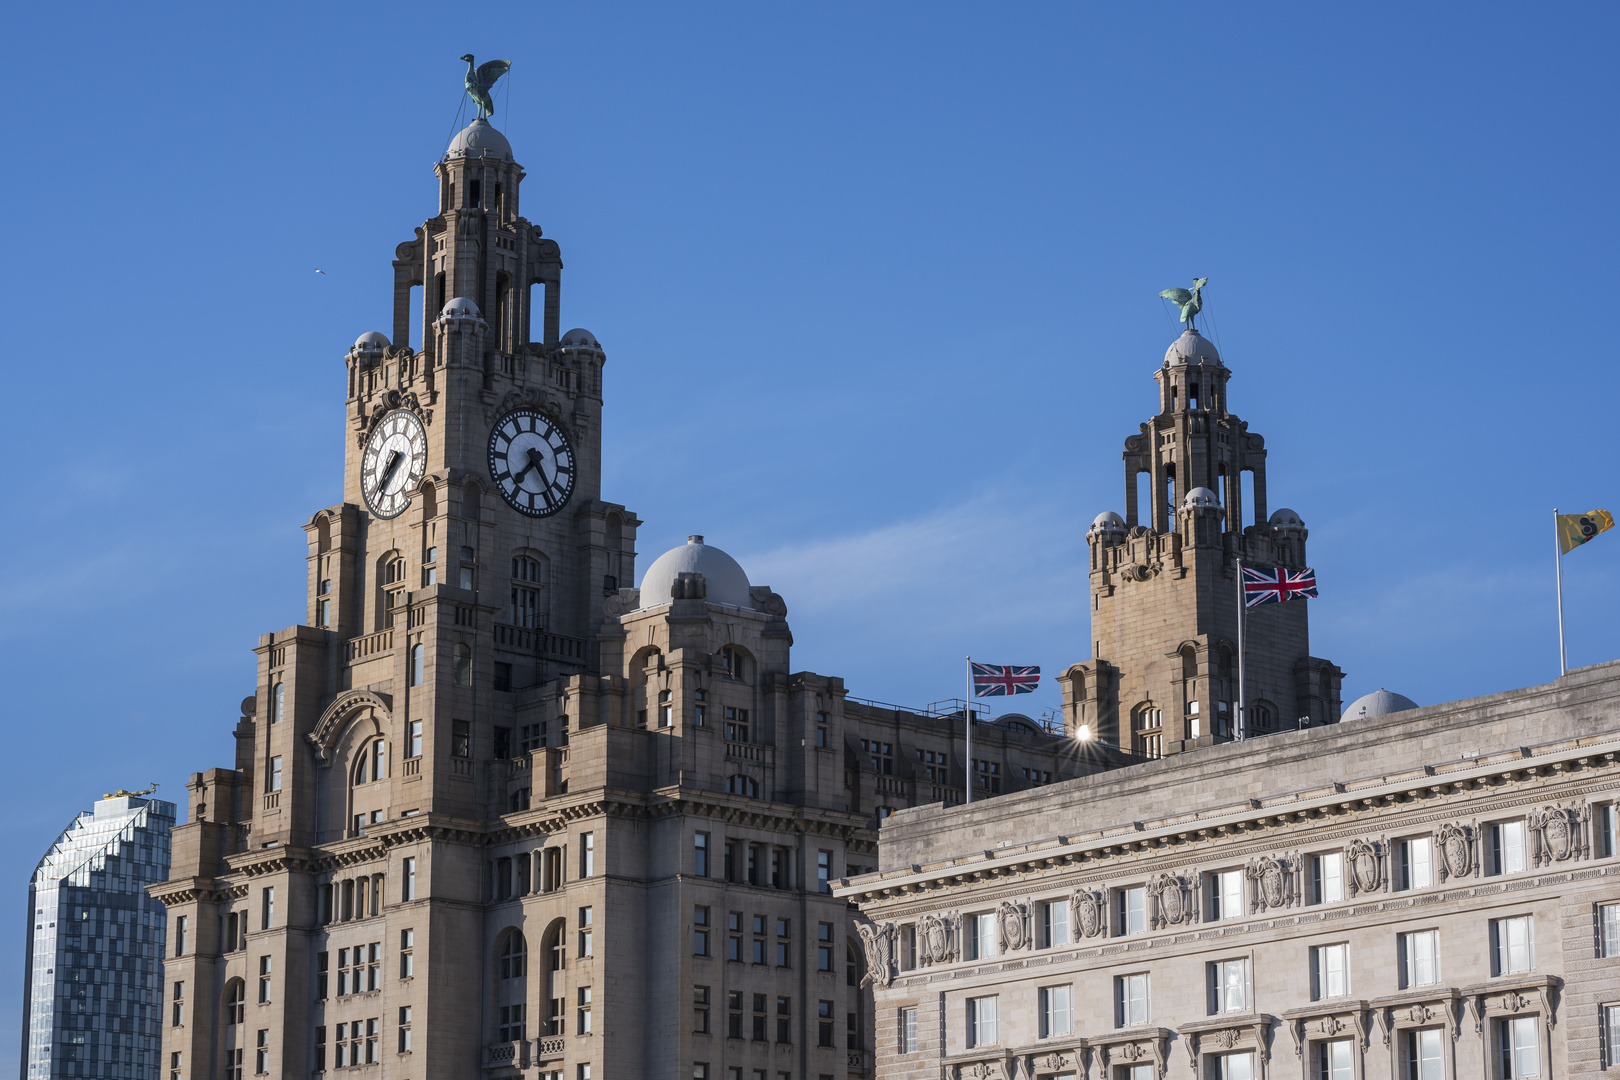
[21,794,176,1080]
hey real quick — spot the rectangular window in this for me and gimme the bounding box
[1210,869,1244,920]
[966,995,999,1048]
[1606,1005,1620,1067]
[257,954,272,1003]
[579,906,594,958]
[401,856,416,901]
[1406,1027,1444,1080]
[365,1017,378,1063]
[1210,1051,1255,1080]
[580,832,595,878]
[899,924,916,970]
[407,719,423,758]
[333,1023,347,1068]
[1498,1015,1541,1078]
[1115,972,1149,1026]
[1600,803,1618,858]
[1038,984,1072,1038]
[400,928,414,978]
[170,1051,182,1080]
[1601,904,1620,957]
[452,719,471,758]
[728,991,744,1039]
[1039,899,1069,947]
[313,1028,324,1073]
[268,756,282,792]
[1311,943,1349,999]
[968,913,996,960]
[1491,821,1528,875]
[175,915,187,957]
[817,850,832,892]
[694,985,710,1033]
[775,996,791,1043]
[1209,958,1250,1014]
[254,1030,268,1075]
[1315,1039,1354,1080]
[577,986,593,1034]
[753,994,767,1041]
[171,981,184,1027]
[898,1006,917,1054]
[261,887,274,930]
[1118,885,1147,935]
[1312,852,1345,903]
[694,905,711,956]
[398,1006,412,1053]
[1399,835,1435,890]
[1400,929,1440,988]
[818,922,835,971]
[695,832,709,877]
[1492,915,1535,975]
[316,951,328,998]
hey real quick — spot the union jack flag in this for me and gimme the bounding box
[971,662,1041,696]
[1242,566,1319,607]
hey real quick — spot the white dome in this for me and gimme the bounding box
[1182,487,1220,509]
[561,328,600,349]
[353,331,390,351]
[639,535,752,609]
[446,118,513,161]
[440,297,481,319]
[1270,507,1305,527]
[1090,510,1125,530]
[1165,330,1221,366]
[1342,688,1419,721]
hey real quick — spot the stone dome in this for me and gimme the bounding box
[1182,487,1220,510]
[1164,330,1222,367]
[1269,507,1304,526]
[440,297,482,319]
[560,328,600,349]
[353,331,390,351]
[1090,510,1125,530]
[639,535,753,609]
[1341,688,1419,721]
[445,118,513,161]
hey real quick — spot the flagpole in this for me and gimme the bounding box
[964,656,973,805]
[1555,508,1567,678]
[1235,556,1246,742]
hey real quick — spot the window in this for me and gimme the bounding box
[452,719,471,758]
[726,991,744,1038]
[494,661,512,692]
[898,1006,917,1054]
[1315,1039,1353,1080]
[752,994,767,1041]
[972,759,1001,794]
[694,688,707,727]
[1311,943,1349,999]
[724,707,750,743]
[1603,904,1620,957]
[261,887,274,930]
[692,1068,708,1080]
[966,995,999,1048]
[721,646,746,680]
[775,997,791,1043]
[695,832,709,877]
[1400,929,1440,988]
[175,915,187,956]
[577,986,593,1034]
[899,924,917,970]
[580,833,595,877]
[170,1051,182,1080]
[398,1006,413,1053]
[1117,885,1147,935]
[817,851,832,893]
[171,981,184,1027]
[1399,836,1435,890]
[272,682,284,723]
[1039,898,1070,947]
[452,642,473,687]
[1210,1052,1255,1080]
[1209,869,1244,920]
[1116,973,1149,1026]
[498,1004,525,1042]
[1038,984,1072,1037]
[967,912,996,960]
[575,906,593,957]
[1406,1027,1444,1080]
[690,985,710,1033]
[317,596,330,625]
[1490,821,1528,875]
[860,739,894,774]
[694,906,711,955]
[1209,958,1249,1013]
[776,918,791,967]
[1498,1015,1541,1078]
[727,911,742,961]
[1492,915,1535,974]
[255,1030,268,1075]
[818,922,834,971]
[1132,705,1163,759]
[400,857,417,902]
[1312,852,1345,904]
[1022,767,1053,784]
[500,932,527,979]
[257,955,272,1003]
[1600,803,1618,858]
[403,719,422,758]
[409,643,424,685]
[751,914,766,964]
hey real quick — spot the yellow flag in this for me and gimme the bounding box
[1558,510,1616,554]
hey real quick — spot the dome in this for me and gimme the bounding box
[353,331,389,351]
[1269,507,1304,526]
[445,118,513,161]
[1165,330,1221,367]
[639,535,753,609]
[560,328,600,349]
[1090,510,1125,530]
[440,297,481,319]
[1182,487,1220,510]
[1341,688,1419,721]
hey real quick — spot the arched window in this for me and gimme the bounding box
[1132,704,1163,760]
[510,553,547,628]
[540,919,567,1035]
[454,643,472,686]
[410,644,424,686]
[272,683,284,724]
[727,775,759,798]
[499,931,527,979]
[222,979,246,1080]
[720,646,748,682]
[1251,700,1276,734]
[496,930,528,1043]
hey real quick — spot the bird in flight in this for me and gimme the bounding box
[314,269,326,275]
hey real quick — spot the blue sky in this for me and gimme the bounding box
[4,0,1620,1052]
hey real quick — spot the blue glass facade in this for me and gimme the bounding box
[21,796,176,1080]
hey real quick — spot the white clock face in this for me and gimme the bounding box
[488,409,575,517]
[361,410,427,519]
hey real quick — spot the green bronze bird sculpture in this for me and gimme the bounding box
[461,54,512,119]
[1159,277,1209,330]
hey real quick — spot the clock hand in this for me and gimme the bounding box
[379,450,405,491]
[512,447,547,486]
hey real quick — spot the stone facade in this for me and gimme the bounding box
[148,115,1123,1080]
[842,660,1620,1079]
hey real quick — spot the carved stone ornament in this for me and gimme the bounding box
[1347,838,1382,895]
[1437,822,1473,881]
[360,389,431,446]
[1073,888,1105,939]
[482,384,565,427]
[995,900,1027,952]
[855,920,895,988]
[1247,855,1291,912]
[1316,1017,1346,1036]
[961,1061,1006,1080]
[1117,1042,1146,1061]
[1148,872,1192,928]
[1530,804,1581,865]
[1036,1051,1070,1072]
[1213,1028,1239,1049]
[919,913,956,965]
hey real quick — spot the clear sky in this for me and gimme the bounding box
[4,0,1619,1053]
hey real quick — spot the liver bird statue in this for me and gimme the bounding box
[1159,277,1209,330]
[460,54,511,119]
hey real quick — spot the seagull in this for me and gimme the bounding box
[314,269,326,274]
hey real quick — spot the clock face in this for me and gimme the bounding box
[488,409,575,517]
[361,410,427,519]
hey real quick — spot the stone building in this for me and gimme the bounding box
[148,113,1126,1080]
[1061,330,1342,757]
[23,793,176,1080]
